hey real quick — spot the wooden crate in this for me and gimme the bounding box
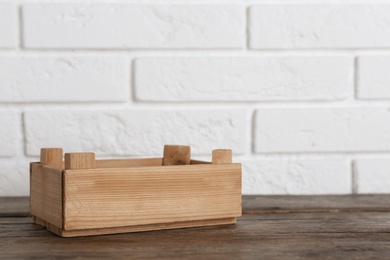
[30,145,242,237]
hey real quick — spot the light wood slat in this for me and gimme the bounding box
[5,195,390,218]
[95,158,163,168]
[30,158,209,172]
[30,163,63,228]
[63,164,242,230]
[33,216,236,237]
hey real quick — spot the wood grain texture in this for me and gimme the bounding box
[40,148,63,168]
[212,149,232,164]
[7,195,388,218]
[63,164,242,230]
[65,153,95,170]
[3,196,390,259]
[163,145,191,165]
[96,158,163,168]
[30,163,63,228]
[242,195,390,214]
[36,216,236,237]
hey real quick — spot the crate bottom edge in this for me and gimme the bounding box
[32,215,237,237]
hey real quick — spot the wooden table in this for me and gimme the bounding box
[2,195,390,259]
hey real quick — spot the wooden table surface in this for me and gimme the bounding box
[2,195,390,259]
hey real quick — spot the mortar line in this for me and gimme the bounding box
[245,6,250,50]
[18,4,23,50]
[354,56,359,100]
[351,160,358,194]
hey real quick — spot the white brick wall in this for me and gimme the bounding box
[23,4,245,49]
[357,56,390,99]
[135,57,353,101]
[2,1,390,196]
[249,4,390,49]
[0,4,18,48]
[355,159,390,194]
[0,111,19,157]
[0,160,29,196]
[243,160,351,195]
[24,109,247,156]
[0,56,129,102]
[255,108,390,153]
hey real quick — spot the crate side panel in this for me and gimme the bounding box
[30,164,63,228]
[63,164,241,230]
[95,158,163,168]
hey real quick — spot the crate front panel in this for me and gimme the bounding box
[63,164,242,230]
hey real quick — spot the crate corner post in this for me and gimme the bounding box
[30,148,64,233]
[163,145,191,165]
[212,149,233,164]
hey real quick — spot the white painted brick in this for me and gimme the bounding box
[355,159,390,194]
[358,56,390,100]
[24,109,247,156]
[1,1,388,197]
[243,160,350,195]
[0,160,29,196]
[135,57,352,101]
[0,111,19,157]
[255,108,390,153]
[250,4,390,49]
[0,56,128,102]
[23,4,244,49]
[0,4,18,48]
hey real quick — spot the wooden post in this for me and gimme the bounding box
[65,153,96,170]
[163,145,191,166]
[212,149,232,164]
[40,148,63,168]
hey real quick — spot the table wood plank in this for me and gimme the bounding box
[242,195,390,213]
[0,197,29,217]
[1,214,390,259]
[1,196,390,259]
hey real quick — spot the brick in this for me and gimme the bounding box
[0,111,19,157]
[355,159,390,194]
[0,4,18,48]
[243,160,350,195]
[357,56,390,99]
[255,108,390,153]
[24,109,247,156]
[23,4,244,49]
[0,160,29,196]
[249,4,390,49]
[135,57,352,101]
[0,56,128,102]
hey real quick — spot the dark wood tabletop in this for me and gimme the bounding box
[2,195,390,259]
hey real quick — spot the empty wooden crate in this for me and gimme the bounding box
[30,145,242,237]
